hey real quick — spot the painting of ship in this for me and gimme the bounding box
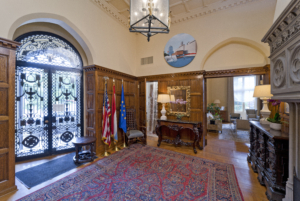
[164,33,197,67]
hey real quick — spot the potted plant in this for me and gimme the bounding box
[207,103,222,124]
[176,113,184,120]
[267,99,284,130]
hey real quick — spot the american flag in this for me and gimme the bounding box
[102,83,111,146]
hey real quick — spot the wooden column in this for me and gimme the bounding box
[0,38,20,196]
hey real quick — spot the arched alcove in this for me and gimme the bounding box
[202,37,269,70]
[8,13,94,65]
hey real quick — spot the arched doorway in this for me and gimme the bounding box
[15,32,83,161]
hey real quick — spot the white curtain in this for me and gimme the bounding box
[146,82,158,134]
[227,77,234,120]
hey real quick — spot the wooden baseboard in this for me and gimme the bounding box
[0,185,17,197]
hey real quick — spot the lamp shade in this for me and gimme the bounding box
[157,94,170,103]
[253,84,273,98]
[170,95,175,102]
[214,99,221,104]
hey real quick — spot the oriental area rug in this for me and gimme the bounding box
[18,144,244,201]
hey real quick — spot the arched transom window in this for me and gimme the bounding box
[16,33,82,68]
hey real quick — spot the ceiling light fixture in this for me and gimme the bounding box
[129,0,170,42]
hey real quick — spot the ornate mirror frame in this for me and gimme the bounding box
[166,86,191,117]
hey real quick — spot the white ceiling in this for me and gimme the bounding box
[93,0,259,26]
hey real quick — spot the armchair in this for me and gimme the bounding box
[124,108,147,146]
[246,109,260,121]
[230,113,241,121]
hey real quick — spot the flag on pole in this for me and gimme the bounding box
[111,81,118,142]
[102,82,111,146]
[119,84,127,133]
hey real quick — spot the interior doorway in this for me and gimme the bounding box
[146,81,158,136]
[14,32,83,161]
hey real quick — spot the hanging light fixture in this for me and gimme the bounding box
[129,0,170,42]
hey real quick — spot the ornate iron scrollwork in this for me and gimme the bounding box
[17,34,82,68]
[22,135,40,149]
[60,131,74,143]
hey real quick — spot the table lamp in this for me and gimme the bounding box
[214,99,221,107]
[157,94,170,120]
[253,84,273,124]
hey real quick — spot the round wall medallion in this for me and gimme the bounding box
[164,33,197,68]
[273,59,285,88]
[290,46,300,83]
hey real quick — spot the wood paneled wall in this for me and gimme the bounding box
[83,65,271,152]
[138,71,207,148]
[83,65,138,154]
[0,38,20,196]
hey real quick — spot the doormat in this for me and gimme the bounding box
[16,152,95,188]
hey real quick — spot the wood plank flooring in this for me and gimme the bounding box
[0,132,268,201]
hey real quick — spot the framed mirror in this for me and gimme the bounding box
[167,86,191,116]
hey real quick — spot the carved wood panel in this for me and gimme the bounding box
[0,121,8,149]
[0,89,8,116]
[84,65,138,154]
[0,55,8,84]
[0,37,20,196]
[0,153,8,182]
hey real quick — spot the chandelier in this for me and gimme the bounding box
[129,0,170,42]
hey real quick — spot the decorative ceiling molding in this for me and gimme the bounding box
[92,0,263,28]
[171,0,261,24]
[92,0,129,27]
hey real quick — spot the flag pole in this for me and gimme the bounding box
[103,76,110,157]
[113,78,119,152]
[122,79,127,148]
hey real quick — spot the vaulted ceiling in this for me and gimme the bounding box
[93,0,258,27]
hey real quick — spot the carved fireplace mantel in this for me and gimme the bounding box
[262,0,300,200]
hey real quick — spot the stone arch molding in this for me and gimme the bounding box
[8,13,94,65]
[201,37,269,70]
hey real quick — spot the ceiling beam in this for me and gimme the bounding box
[123,0,129,5]
[182,0,190,12]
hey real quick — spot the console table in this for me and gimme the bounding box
[156,119,202,154]
[248,121,289,201]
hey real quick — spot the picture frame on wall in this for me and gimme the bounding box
[285,102,289,114]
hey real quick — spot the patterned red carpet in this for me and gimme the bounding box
[18,144,244,201]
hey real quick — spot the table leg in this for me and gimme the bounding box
[156,125,162,147]
[75,145,79,163]
[195,128,203,150]
[91,143,95,161]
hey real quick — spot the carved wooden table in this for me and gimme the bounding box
[156,119,202,154]
[248,121,289,201]
[72,137,96,164]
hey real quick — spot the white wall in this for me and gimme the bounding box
[273,0,291,22]
[0,0,138,75]
[135,0,276,76]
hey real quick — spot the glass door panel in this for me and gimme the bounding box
[15,66,49,158]
[51,70,81,151]
[15,67,82,160]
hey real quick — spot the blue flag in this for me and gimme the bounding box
[119,85,127,133]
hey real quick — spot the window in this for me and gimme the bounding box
[234,76,256,117]
[16,33,82,68]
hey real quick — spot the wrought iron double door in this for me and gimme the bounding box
[15,65,83,161]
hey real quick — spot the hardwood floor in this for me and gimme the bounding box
[0,132,268,201]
